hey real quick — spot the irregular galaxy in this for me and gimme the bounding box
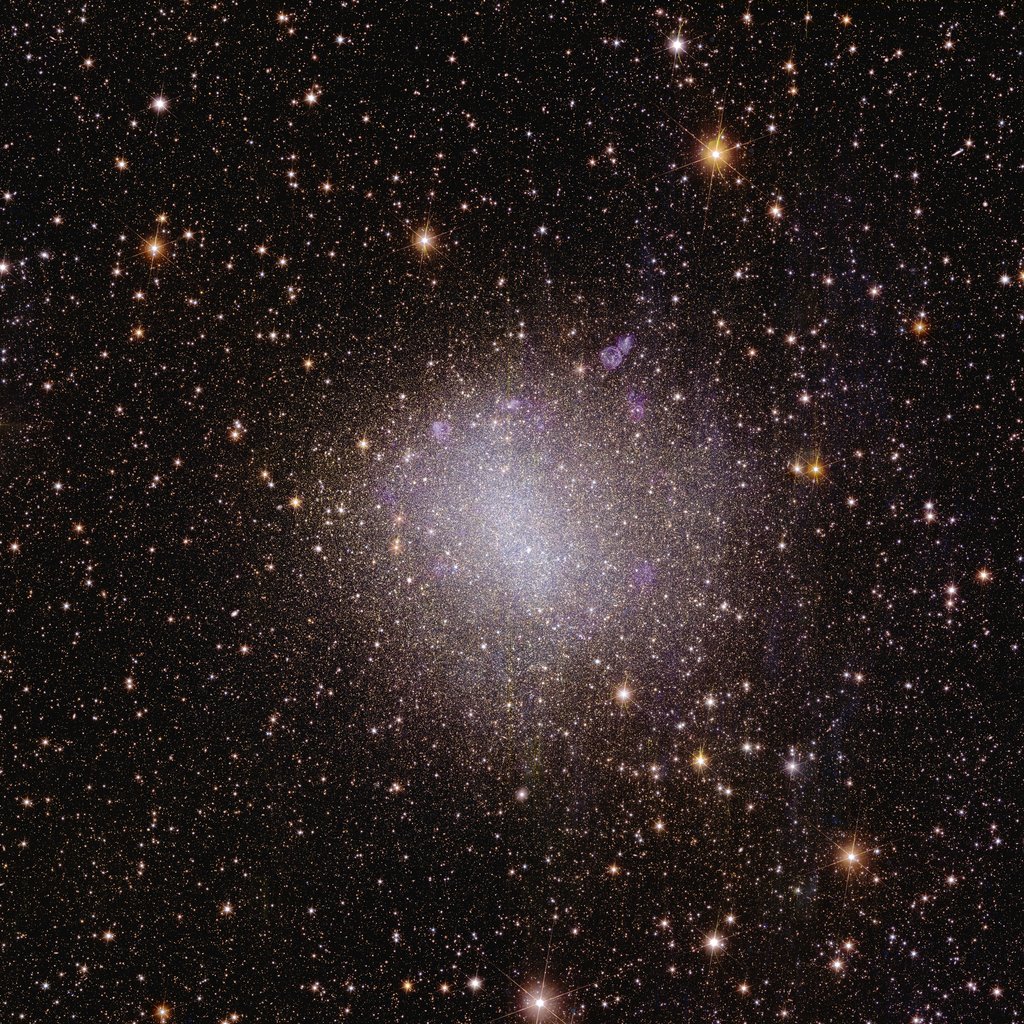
[1,5,1019,1024]
[308,366,763,701]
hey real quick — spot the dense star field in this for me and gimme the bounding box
[2,3,1021,1022]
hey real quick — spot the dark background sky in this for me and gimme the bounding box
[1,3,1020,1022]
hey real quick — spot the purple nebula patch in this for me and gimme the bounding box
[431,419,452,443]
[627,387,647,422]
[633,560,656,588]
[432,558,459,579]
[600,345,624,370]
[601,333,636,370]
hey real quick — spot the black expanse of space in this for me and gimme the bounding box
[2,3,1021,1022]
